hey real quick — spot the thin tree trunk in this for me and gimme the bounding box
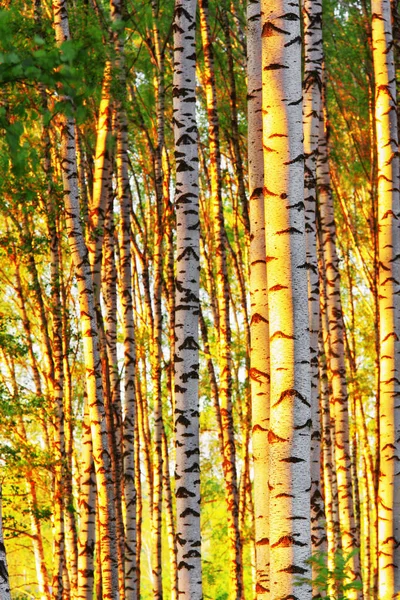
[173,1,202,598]
[319,289,341,596]
[110,2,137,594]
[220,2,250,235]
[317,75,361,591]
[77,400,96,600]
[60,245,79,600]
[134,405,142,600]
[52,3,119,597]
[371,1,400,597]
[198,3,243,596]
[247,0,270,597]
[149,5,166,596]
[162,429,178,600]
[302,0,326,566]
[88,58,126,599]
[102,192,124,508]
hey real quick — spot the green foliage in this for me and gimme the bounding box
[0,318,27,358]
[296,550,363,600]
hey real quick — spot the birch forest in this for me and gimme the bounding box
[0,0,398,598]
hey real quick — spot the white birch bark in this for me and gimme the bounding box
[371,0,400,596]
[302,0,326,560]
[110,2,137,595]
[261,1,312,598]
[173,1,202,598]
[247,0,270,597]
[52,2,119,597]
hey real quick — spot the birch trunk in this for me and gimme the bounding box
[110,2,137,594]
[247,1,270,597]
[220,2,250,235]
[319,281,341,596]
[261,1,312,598]
[77,400,96,600]
[162,429,178,600]
[371,1,400,596]
[303,0,325,563]
[173,1,202,598]
[198,1,243,596]
[149,5,166,595]
[317,78,361,592]
[52,2,119,597]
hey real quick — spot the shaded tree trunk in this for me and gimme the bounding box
[173,1,202,598]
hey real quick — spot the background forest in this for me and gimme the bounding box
[0,0,395,598]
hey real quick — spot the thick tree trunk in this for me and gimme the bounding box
[261,1,312,598]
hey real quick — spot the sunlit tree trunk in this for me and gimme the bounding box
[149,5,166,596]
[173,1,202,598]
[102,191,124,508]
[88,59,126,599]
[110,2,137,595]
[261,1,312,599]
[198,1,243,596]
[371,0,400,597]
[61,264,79,600]
[247,0,270,597]
[52,2,119,597]
[45,132,68,600]
[13,218,65,597]
[220,2,250,235]
[88,60,112,304]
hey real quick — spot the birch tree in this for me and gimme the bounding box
[261,1,312,599]
[371,0,400,596]
[52,2,119,597]
[302,0,326,559]
[173,1,202,598]
[247,0,270,597]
